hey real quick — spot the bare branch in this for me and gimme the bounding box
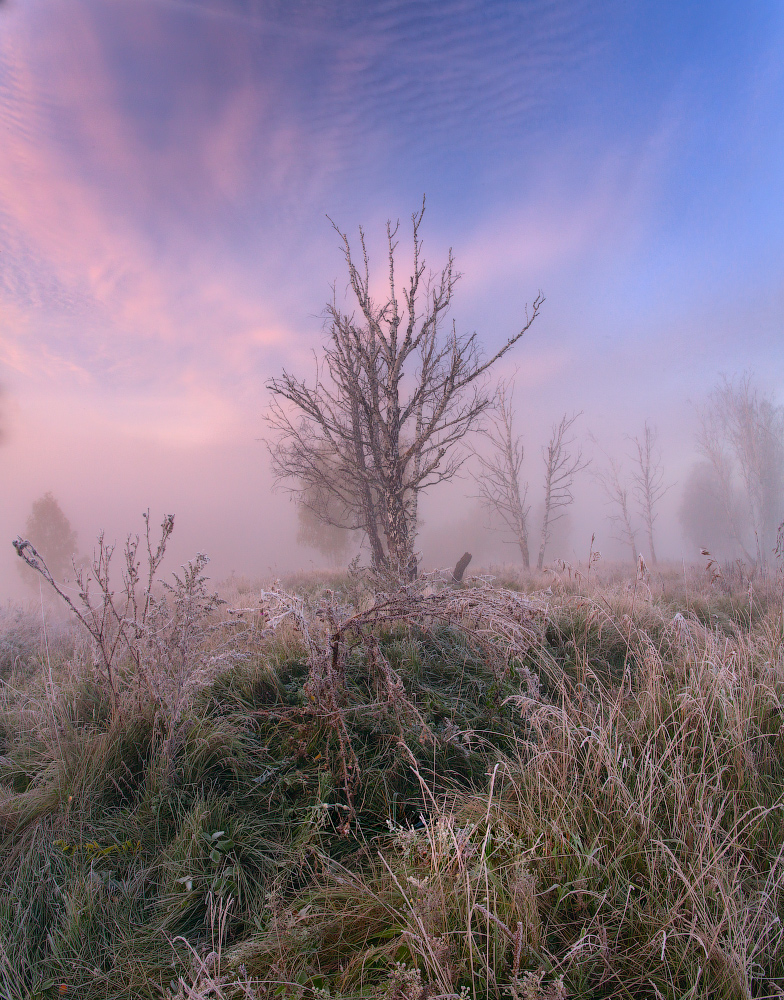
[265,200,543,580]
[471,381,531,567]
[628,421,671,565]
[596,459,638,566]
[537,412,588,570]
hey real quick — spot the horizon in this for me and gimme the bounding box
[1,0,783,596]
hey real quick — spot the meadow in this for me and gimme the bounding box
[1,553,783,1000]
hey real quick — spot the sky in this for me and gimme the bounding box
[1,0,783,594]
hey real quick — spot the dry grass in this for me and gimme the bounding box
[0,556,783,998]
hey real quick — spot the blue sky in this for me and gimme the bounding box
[1,0,783,585]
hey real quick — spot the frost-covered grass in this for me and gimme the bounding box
[1,561,783,999]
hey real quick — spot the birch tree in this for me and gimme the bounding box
[266,201,543,580]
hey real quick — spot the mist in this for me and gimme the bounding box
[5,367,773,606]
[1,0,784,600]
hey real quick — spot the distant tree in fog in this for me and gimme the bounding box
[629,421,670,566]
[537,413,587,570]
[295,479,353,566]
[297,505,352,565]
[266,200,543,580]
[18,492,79,587]
[471,382,531,567]
[679,462,740,558]
[597,460,638,566]
[696,374,784,565]
[472,389,586,571]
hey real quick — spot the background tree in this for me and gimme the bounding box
[295,480,354,566]
[471,382,531,567]
[679,461,740,559]
[629,421,669,565]
[598,460,638,566]
[17,492,79,588]
[696,374,784,565]
[537,412,586,570]
[266,201,543,580]
[472,393,586,571]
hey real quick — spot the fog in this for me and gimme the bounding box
[3,365,767,604]
[1,0,783,600]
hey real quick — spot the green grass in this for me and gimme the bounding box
[1,565,783,999]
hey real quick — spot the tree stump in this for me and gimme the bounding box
[451,551,472,584]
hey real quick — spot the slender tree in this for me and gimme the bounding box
[266,200,543,579]
[629,421,669,565]
[471,382,531,567]
[537,412,587,570]
[598,460,638,566]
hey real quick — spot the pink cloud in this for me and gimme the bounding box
[0,2,316,411]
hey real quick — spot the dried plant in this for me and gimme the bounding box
[259,581,546,831]
[14,511,174,715]
[166,895,259,1000]
[12,513,239,737]
[134,553,237,750]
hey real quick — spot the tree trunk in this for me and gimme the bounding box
[537,508,549,571]
[519,532,530,569]
[385,489,415,580]
[646,521,657,566]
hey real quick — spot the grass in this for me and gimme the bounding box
[0,560,783,998]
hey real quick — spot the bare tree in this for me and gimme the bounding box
[598,459,638,566]
[266,200,543,580]
[629,421,669,565]
[697,374,784,565]
[537,412,586,570]
[471,382,531,567]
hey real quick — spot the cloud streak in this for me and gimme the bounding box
[0,0,782,593]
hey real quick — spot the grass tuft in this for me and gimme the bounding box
[1,561,783,998]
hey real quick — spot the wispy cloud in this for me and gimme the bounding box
[1,0,783,588]
[0,2,303,405]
